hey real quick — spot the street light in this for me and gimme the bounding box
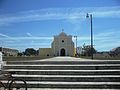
[86,13,94,59]
[74,36,77,56]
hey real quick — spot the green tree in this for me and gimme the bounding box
[36,50,39,55]
[82,45,97,56]
[17,52,23,56]
[25,48,37,56]
[17,52,25,56]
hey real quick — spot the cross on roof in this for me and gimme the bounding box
[62,29,64,32]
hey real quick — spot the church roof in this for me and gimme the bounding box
[59,32,67,36]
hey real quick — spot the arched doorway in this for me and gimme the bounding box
[60,48,65,56]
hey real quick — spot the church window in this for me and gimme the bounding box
[62,40,64,43]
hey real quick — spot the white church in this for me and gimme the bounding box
[39,31,75,56]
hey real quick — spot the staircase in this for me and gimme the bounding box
[2,57,120,89]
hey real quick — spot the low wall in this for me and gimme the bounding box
[3,56,53,61]
[0,52,3,70]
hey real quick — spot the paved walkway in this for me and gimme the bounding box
[26,88,119,90]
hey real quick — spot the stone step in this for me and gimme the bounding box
[4,75,119,82]
[9,81,120,88]
[3,57,120,89]
[19,88,120,90]
[4,64,120,70]
[6,60,120,65]
[1,80,120,88]
[4,69,120,75]
[1,74,120,82]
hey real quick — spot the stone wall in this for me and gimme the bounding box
[3,56,53,61]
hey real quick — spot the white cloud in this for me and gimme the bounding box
[0,6,120,26]
[0,35,53,50]
[26,32,32,37]
[0,36,53,40]
[0,32,119,51]
[0,33,10,38]
[0,35,53,49]
[95,32,115,37]
[93,10,120,18]
[15,36,53,40]
[72,30,120,51]
[93,31,120,51]
[6,42,50,47]
[95,30,120,40]
[96,42,120,51]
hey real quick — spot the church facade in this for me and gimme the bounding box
[39,32,75,56]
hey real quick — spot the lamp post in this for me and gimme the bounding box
[74,36,77,56]
[86,13,93,59]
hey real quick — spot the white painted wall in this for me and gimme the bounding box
[0,52,3,70]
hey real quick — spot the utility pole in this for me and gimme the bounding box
[74,36,77,57]
[86,13,94,59]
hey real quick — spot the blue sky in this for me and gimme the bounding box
[0,0,120,52]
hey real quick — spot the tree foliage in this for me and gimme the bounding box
[25,48,37,56]
[82,45,97,56]
[109,47,120,56]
